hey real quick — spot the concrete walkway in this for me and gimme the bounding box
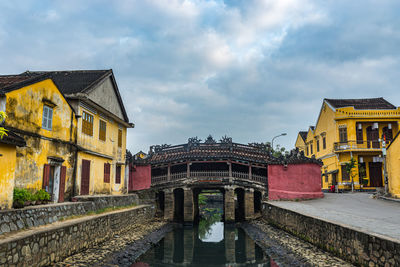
[269,193,400,241]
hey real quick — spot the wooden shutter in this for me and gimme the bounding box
[81,160,91,195]
[104,163,110,183]
[118,129,122,147]
[59,166,66,202]
[43,164,51,190]
[116,165,121,184]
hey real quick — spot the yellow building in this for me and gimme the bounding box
[386,132,400,198]
[296,98,400,191]
[0,128,25,209]
[295,131,308,153]
[0,74,77,203]
[27,70,134,195]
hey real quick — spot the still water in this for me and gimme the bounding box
[134,207,276,266]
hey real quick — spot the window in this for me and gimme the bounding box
[306,145,309,156]
[42,105,53,130]
[341,165,350,181]
[115,165,121,184]
[82,111,94,136]
[118,129,122,147]
[356,127,363,144]
[339,127,348,143]
[99,120,107,141]
[310,143,313,154]
[316,139,320,152]
[104,163,110,183]
[322,136,326,149]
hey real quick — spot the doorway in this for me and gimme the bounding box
[369,162,383,187]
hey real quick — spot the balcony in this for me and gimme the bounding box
[333,140,391,152]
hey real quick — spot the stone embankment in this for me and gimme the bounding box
[264,203,400,267]
[0,194,139,236]
[0,204,154,267]
[55,220,171,266]
[243,220,353,267]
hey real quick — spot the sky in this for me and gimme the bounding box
[1,0,400,153]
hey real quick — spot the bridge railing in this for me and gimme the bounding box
[151,175,168,184]
[151,171,267,184]
[232,171,248,179]
[190,171,229,178]
[251,174,267,183]
[171,172,187,180]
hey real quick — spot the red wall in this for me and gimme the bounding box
[128,164,151,191]
[268,163,323,200]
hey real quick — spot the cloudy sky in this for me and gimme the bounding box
[1,0,400,152]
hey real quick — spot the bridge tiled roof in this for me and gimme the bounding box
[147,142,270,165]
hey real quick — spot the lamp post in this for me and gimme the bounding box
[271,133,287,151]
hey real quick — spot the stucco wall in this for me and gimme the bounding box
[268,163,323,200]
[0,144,17,209]
[264,203,400,266]
[130,164,151,191]
[4,79,77,199]
[387,138,400,198]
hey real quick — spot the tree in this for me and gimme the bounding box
[345,157,357,192]
[0,111,7,139]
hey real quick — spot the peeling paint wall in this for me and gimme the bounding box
[4,79,77,200]
[0,144,17,209]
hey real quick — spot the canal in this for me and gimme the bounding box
[134,193,275,266]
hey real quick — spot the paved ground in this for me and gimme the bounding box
[269,192,400,241]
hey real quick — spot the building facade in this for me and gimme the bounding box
[31,70,134,196]
[0,69,133,209]
[0,75,77,203]
[296,98,400,191]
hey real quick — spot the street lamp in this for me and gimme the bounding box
[271,133,287,150]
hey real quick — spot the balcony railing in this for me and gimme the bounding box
[151,170,267,184]
[334,140,391,151]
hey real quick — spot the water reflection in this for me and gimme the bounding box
[135,221,274,266]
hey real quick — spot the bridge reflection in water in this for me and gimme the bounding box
[134,222,277,266]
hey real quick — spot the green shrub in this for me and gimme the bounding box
[34,189,51,201]
[13,188,31,207]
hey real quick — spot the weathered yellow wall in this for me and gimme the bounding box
[387,139,400,198]
[0,144,17,209]
[5,79,76,197]
[76,105,127,195]
[77,106,126,163]
[76,152,126,195]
